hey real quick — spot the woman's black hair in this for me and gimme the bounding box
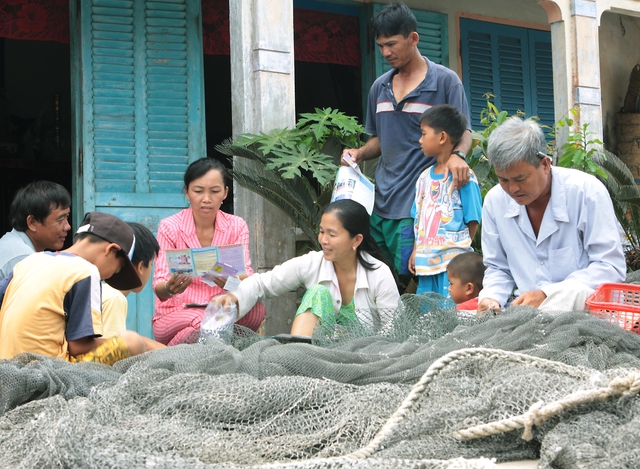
[183,157,230,189]
[323,199,394,273]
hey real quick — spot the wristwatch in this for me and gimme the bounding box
[451,150,466,159]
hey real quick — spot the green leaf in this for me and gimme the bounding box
[230,165,322,249]
[265,143,338,185]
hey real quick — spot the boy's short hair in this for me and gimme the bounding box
[10,181,71,231]
[447,252,485,290]
[372,2,417,39]
[75,212,142,290]
[127,222,159,267]
[419,104,468,148]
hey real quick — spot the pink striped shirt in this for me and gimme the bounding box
[152,208,255,318]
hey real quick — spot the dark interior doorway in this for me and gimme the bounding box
[203,55,362,216]
[295,62,361,119]
[0,38,72,245]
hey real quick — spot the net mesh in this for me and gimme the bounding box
[1,293,640,468]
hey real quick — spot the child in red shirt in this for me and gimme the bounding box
[446,252,485,310]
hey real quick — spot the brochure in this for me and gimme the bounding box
[330,154,375,215]
[166,244,246,278]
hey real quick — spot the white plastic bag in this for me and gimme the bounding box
[198,301,237,345]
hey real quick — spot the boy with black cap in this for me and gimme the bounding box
[101,222,160,338]
[0,212,164,365]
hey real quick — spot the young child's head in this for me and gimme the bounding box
[418,104,468,159]
[74,212,142,291]
[127,222,160,293]
[446,252,485,304]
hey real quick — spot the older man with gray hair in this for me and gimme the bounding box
[478,116,625,313]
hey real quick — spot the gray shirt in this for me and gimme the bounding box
[365,57,471,219]
[0,229,36,281]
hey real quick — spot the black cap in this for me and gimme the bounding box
[76,212,142,290]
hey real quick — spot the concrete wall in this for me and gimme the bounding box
[374,0,550,74]
[599,11,640,151]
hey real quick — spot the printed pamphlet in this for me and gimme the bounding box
[330,154,375,215]
[166,244,246,278]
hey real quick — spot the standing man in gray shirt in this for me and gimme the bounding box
[343,2,472,286]
[0,180,71,280]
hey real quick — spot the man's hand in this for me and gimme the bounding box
[342,148,364,166]
[511,289,547,308]
[341,136,381,166]
[443,153,470,189]
[478,297,501,314]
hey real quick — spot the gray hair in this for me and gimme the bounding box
[486,116,547,171]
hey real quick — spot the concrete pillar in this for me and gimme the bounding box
[229,0,297,335]
[571,0,603,141]
[540,0,603,149]
[539,0,570,150]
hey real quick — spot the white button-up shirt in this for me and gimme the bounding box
[233,250,400,327]
[479,166,626,306]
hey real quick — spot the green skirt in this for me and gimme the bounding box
[296,284,358,328]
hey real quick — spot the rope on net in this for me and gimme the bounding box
[453,369,640,442]
[344,347,582,460]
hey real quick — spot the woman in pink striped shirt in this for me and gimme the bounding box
[152,158,266,345]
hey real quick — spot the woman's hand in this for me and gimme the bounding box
[168,273,192,295]
[210,292,239,309]
[211,272,247,289]
[211,276,228,289]
[156,273,193,299]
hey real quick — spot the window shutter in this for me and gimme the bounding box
[529,30,554,131]
[497,33,528,117]
[72,0,205,217]
[462,27,494,130]
[71,0,205,338]
[461,18,555,132]
[372,5,448,78]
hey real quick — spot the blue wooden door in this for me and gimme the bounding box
[70,0,206,338]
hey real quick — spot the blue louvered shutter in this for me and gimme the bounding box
[71,0,205,338]
[529,30,554,130]
[461,18,555,132]
[373,5,448,78]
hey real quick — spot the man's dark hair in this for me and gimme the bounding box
[372,2,417,39]
[10,181,71,231]
[447,252,486,290]
[128,222,159,267]
[419,104,468,148]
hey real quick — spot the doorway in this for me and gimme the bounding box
[0,38,72,244]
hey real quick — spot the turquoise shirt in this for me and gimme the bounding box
[0,229,36,281]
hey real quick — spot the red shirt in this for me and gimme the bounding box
[456,297,478,311]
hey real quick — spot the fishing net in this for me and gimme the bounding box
[1,293,640,468]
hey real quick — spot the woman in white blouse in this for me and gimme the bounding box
[215,199,400,336]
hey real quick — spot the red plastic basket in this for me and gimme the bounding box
[585,283,640,334]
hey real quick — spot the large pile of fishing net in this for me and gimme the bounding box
[1,293,640,468]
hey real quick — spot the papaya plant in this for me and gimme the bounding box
[216,108,365,250]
